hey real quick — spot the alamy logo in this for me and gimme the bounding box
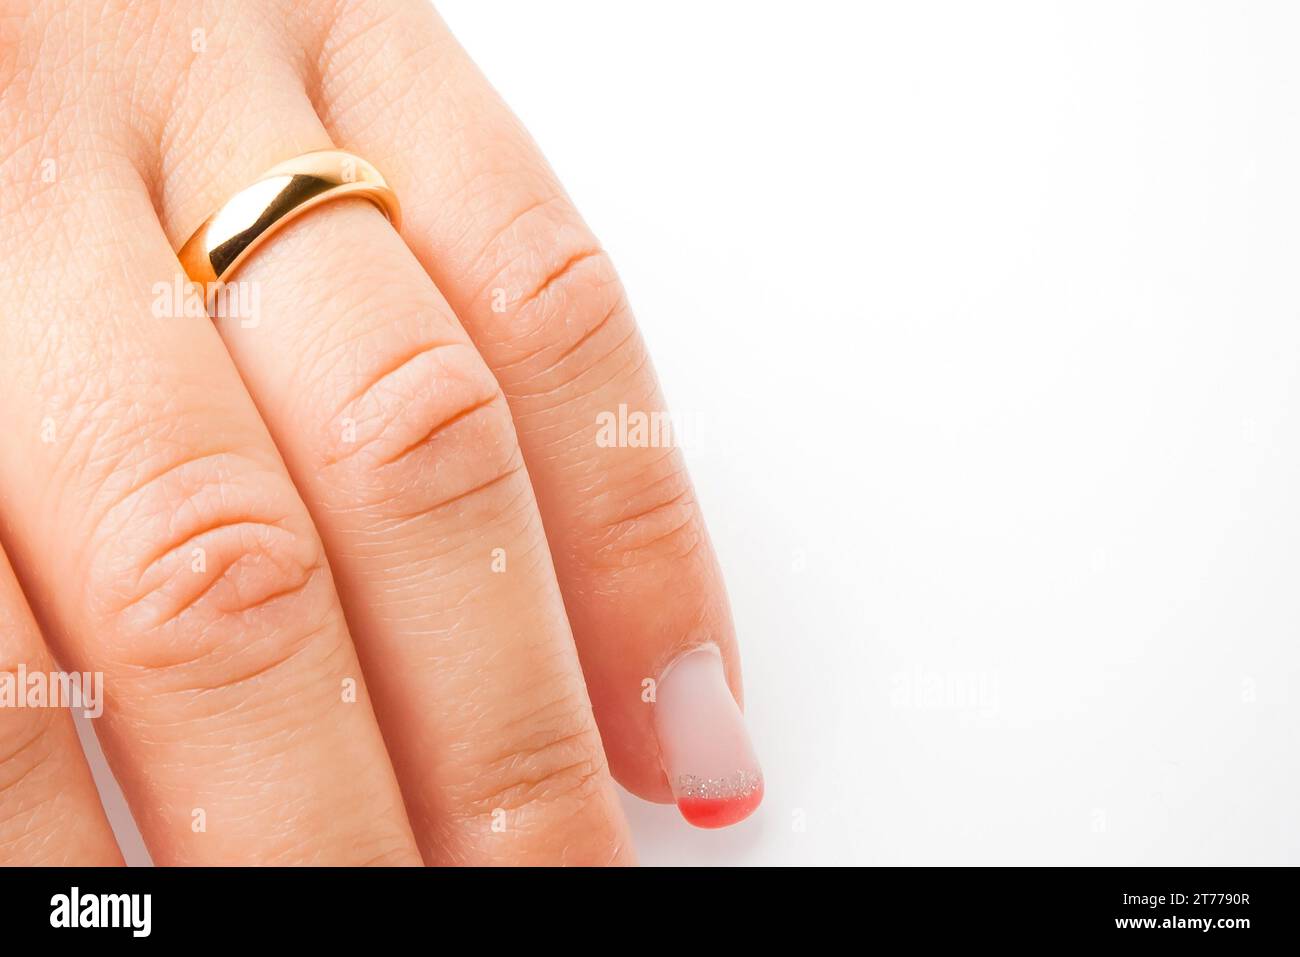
[151,276,260,327]
[50,887,151,937]
[595,404,697,448]
[0,667,103,718]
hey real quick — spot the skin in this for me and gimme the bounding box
[0,0,746,865]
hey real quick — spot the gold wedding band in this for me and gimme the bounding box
[177,149,401,286]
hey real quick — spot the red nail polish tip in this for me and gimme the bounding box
[676,782,764,829]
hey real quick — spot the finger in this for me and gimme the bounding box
[0,547,122,866]
[152,24,632,862]
[0,29,419,863]
[310,0,763,823]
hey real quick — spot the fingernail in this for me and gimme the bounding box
[653,645,763,829]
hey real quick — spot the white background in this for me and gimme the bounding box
[93,0,1300,865]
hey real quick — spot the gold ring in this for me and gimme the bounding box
[177,149,401,286]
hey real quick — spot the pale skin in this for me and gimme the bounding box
[0,0,752,865]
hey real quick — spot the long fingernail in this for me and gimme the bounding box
[653,645,763,828]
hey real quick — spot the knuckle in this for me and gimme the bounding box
[324,0,444,106]
[452,696,611,825]
[318,339,529,522]
[588,451,705,568]
[82,447,334,679]
[476,202,640,397]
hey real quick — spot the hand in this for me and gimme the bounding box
[0,0,760,865]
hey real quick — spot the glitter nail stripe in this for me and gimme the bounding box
[677,769,762,800]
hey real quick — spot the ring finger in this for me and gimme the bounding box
[153,12,632,864]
